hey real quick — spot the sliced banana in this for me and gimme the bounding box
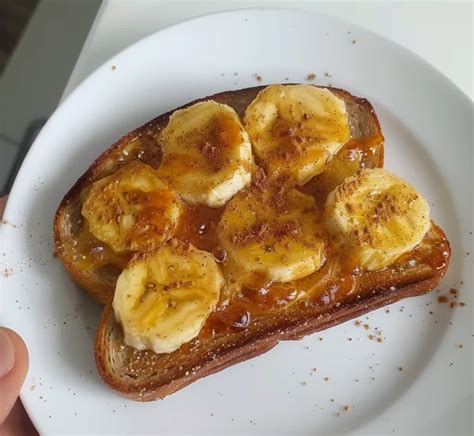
[244,84,350,185]
[217,180,327,284]
[323,168,431,271]
[113,241,224,354]
[82,161,181,254]
[305,148,363,202]
[157,101,253,207]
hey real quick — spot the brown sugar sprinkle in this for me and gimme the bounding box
[253,167,267,192]
[363,324,369,330]
[253,74,262,82]
[354,320,361,327]
[398,367,403,371]
[459,302,466,307]
[458,344,464,348]
[168,280,192,289]
[271,183,290,211]
[0,218,17,227]
[324,377,329,381]
[307,73,316,81]
[30,385,36,391]
[449,288,458,295]
[368,335,374,340]
[231,220,301,246]
[2,268,13,278]
[344,405,351,412]
[449,302,458,308]
[319,337,323,341]
[352,40,357,44]
[111,65,116,70]
[437,295,448,303]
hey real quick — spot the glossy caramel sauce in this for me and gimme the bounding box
[118,133,162,170]
[201,112,244,171]
[176,205,223,252]
[66,124,449,338]
[67,225,130,270]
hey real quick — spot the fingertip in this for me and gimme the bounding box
[0,327,29,424]
[0,328,29,375]
[0,329,14,378]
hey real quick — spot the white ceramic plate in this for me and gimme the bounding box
[1,9,472,435]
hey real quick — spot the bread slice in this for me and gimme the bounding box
[54,85,450,401]
[54,86,384,305]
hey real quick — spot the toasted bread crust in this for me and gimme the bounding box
[54,86,384,304]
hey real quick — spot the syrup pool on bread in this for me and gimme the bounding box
[67,85,447,355]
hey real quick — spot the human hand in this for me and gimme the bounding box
[0,196,37,435]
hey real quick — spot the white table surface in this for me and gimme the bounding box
[63,0,473,101]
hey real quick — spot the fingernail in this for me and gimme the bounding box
[0,328,15,378]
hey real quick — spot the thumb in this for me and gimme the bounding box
[0,328,29,424]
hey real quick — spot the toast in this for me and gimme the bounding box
[54,85,450,401]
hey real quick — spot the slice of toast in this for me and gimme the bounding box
[54,86,384,305]
[54,85,450,401]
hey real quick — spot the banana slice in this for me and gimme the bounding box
[304,149,363,202]
[217,178,327,284]
[323,168,431,271]
[244,84,350,185]
[82,161,181,254]
[157,101,253,207]
[113,241,224,354]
